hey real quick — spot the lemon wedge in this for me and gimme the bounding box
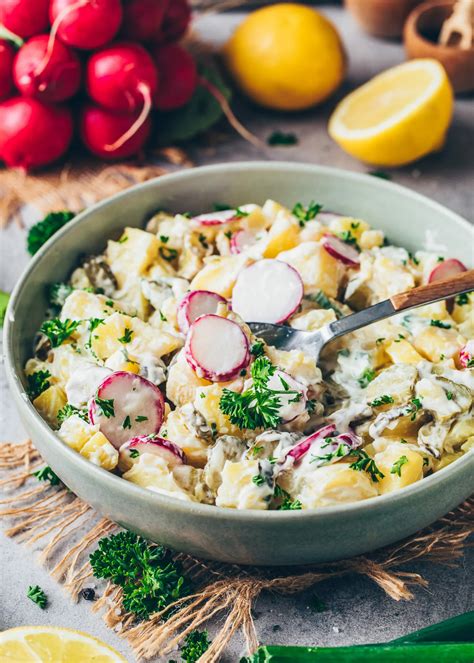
[328,59,453,166]
[0,626,127,662]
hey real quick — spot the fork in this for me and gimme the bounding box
[248,269,474,360]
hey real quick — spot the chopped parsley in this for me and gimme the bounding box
[159,246,178,262]
[250,341,265,357]
[122,415,132,430]
[279,497,302,510]
[306,399,316,413]
[32,465,61,486]
[349,449,385,482]
[135,415,148,422]
[224,230,233,239]
[105,299,114,307]
[26,370,51,400]
[27,585,48,609]
[198,233,209,249]
[391,455,409,477]
[39,318,79,347]
[358,368,376,388]
[405,397,422,421]
[252,474,265,486]
[446,391,453,400]
[467,359,474,368]
[267,130,298,146]
[235,206,249,218]
[118,327,133,344]
[159,310,168,322]
[338,230,359,248]
[430,319,451,329]
[27,211,75,255]
[250,445,264,457]
[118,235,128,244]
[95,397,115,419]
[311,442,348,464]
[57,403,88,424]
[129,449,140,459]
[375,337,385,346]
[292,200,323,227]
[456,293,470,306]
[181,629,211,663]
[394,333,406,343]
[369,394,394,407]
[89,530,190,620]
[159,235,169,243]
[86,317,105,351]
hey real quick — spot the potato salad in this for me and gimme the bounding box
[25,200,474,510]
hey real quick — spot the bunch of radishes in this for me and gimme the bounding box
[0,0,198,170]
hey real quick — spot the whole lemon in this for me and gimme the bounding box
[223,3,346,111]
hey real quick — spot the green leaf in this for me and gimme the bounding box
[155,61,231,145]
[27,211,75,255]
[0,290,10,328]
[27,585,47,609]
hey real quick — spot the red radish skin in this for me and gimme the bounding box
[190,209,239,228]
[119,435,185,472]
[177,290,226,334]
[428,258,467,283]
[459,340,474,369]
[152,43,197,111]
[0,97,73,170]
[232,259,304,324]
[284,424,362,467]
[155,0,191,43]
[0,40,15,101]
[89,371,165,449]
[80,103,152,160]
[322,233,360,267]
[286,424,337,464]
[122,0,169,42]
[185,314,250,382]
[49,0,123,50]
[230,229,258,254]
[266,370,307,422]
[0,0,49,38]
[13,34,81,102]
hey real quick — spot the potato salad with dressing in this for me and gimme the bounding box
[25,200,474,510]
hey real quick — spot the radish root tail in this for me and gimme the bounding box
[104,82,151,152]
[199,77,265,149]
[34,0,89,77]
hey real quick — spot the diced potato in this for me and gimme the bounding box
[194,384,245,438]
[371,254,415,300]
[163,409,209,467]
[448,417,474,447]
[33,385,67,427]
[277,241,344,298]
[328,217,370,241]
[265,346,322,387]
[190,254,250,298]
[359,229,384,250]
[216,460,272,509]
[296,463,378,508]
[241,205,268,233]
[290,308,337,331]
[166,352,211,407]
[80,432,118,470]
[385,339,423,365]
[366,364,417,404]
[415,301,451,321]
[57,414,97,451]
[415,378,461,421]
[299,220,325,243]
[60,290,117,322]
[104,349,141,374]
[374,443,424,495]
[413,326,465,362]
[123,454,192,500]
[263,212,300,258]
[50,345,87,384]
[106,227,165,288]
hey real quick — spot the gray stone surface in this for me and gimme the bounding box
[0,5,473,662]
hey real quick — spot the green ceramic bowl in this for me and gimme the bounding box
[4,162,474,565]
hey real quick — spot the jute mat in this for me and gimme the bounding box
[1,439,473,661]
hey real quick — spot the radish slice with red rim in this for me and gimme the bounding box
[119,435,186,472]
[177,290,226,334]
[459,340,474,368]
[286,423,337,464]
[322,234,360,266]
[230,229,259,254]
[185,314,250,382]
[232,259,304,323]
[284,424,362,467]
[89,371,165,449]
[428,258,467,283]
[267,370,307,422]
[190,209,239,227]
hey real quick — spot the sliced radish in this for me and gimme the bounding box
[267,370,307,422]
[232,259,303,323]
[286,424,337,464]
[230,229,259,254]
[322,234,360,267]
[89,371,165,449]
[283,424,362,468]
[190,209,239,228]
[459,340,474,368]
[185,314,250,382]
[428,258,467,283]
[119,435,186,472]
[177,290,226,334]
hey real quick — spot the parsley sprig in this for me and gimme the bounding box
[27,585,48,609]
[57,403,88,424]
[391,455,409,477]
[292,200,323,227]
[430,319,451,329]
[358,368,376,388]
[95,397,115,418]
[27,211,75,255]
[26,370,51,400]
[349,449,385,482]
[32,465,61,486]
[89,531,190,620]
[369,394,394,407]
[40,318,79,347]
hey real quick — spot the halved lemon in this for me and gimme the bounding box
[0,626,127,662]
[328,59,453,166]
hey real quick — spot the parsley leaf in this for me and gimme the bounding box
[456,293,470,306]
[118,327,133,344]
[358,368,376,388]
[430,319,451,329]
[292,200,323,227]
[95,397,115,419]
[159,246,178,262]
[391,455,409,477]
[27,211,75,255]
[32,465,61,486]
[26,370,51,400]
[47,283,74,308]
[405,397,422,421]
[129,449,140,459]
[252,474,265,486]
[122,415,132,430]
[40,318,79,347]
[250,341,265,357]
[181,629,211,663]
[57,403,88,424]
[27,585,48,609]
[279,497,302,510]
[349,449,385,482]
[369,394,394,407]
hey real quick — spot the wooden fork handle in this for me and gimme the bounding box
[390,269,474,311]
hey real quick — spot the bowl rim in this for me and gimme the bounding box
[4,160,474,523]
[405,0,474,55]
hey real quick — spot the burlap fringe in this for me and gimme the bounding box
[1,440,473,662]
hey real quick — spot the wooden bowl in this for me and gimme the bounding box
[344,0,424,38]
[404,0,474,93]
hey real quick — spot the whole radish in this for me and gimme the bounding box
[13,34,81,102]
[0,97,73,170]
[0,40,15,101]
[49,0,123,50]
[85,43,158,152]
[152,43,197,111]
[155,0,191,43]
[122,0,169,42]
[80,102,152,160]
[0,0,49,39]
